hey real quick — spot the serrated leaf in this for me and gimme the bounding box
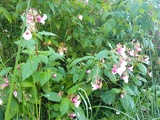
[21,56,39,80]
[43,92,62,102]
[60,98,71,115]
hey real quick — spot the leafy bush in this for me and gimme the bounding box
[0,0,160,120]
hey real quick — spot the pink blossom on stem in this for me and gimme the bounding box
[86,69,91,74]
[71,95,81,108]
[69,113,76,119]
[23,29,32,40]
[121,75,129,83]
[117,44,127,58]
[112,65,118,74]
[91,79,102,91]
[37,14,47,25]
[135,42,141,52]
[128,50,134,56]
[127,66,133,71]
[13,91,18,97]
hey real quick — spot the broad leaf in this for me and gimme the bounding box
[60,98,71,115]
[43,92,62,102]
[137,63,147,75]
[38,31,57,36]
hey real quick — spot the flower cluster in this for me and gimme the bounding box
[0,77,9,90]
[111,41,147,83]
[22,8,47,40]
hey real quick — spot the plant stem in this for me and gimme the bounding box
[4,0,31,119]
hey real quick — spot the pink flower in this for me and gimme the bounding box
[2,83,9,88]
[71,95,81,108]
[135,42,141,52]
[91,79,102,91]
[23,29,32,40]
[112,65,118,74]
[128,50,134,56]
[86,69,91,74]
[52,74,57,78]
[69,113,76,119]
[117,66,126,76]
[121,75,129,83]
[117,44,126,58]
[127,66,133,71]
[13,91,18,97]
[37,14,47,25]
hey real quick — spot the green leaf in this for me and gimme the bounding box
[21,82,34,87]
[104,69,117,84]
[95,50,108,60]
[21,56,39,80]
[68,85,80,95]
[137,63,147,75]
[0,7,12,23]
[130,3,140,15]
[102,89,119,104]
[69,56,94,67]
[0,67,12,76]
[38,31,57,36]
[39,72,51,86]
[43,92,62,102]
[60,98,71,115]
[120,95,135,111]
[38,55,48,64]
[73,73,79,83]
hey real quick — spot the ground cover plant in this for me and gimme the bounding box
[0,0,160,120]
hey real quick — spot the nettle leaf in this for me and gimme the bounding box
[37,55,48,64]
[60,98,71,115]
[104,69,117,84]
[43,92,62,102]
[95,50,108,60]
[0,7,12,23]
[38,31,57,36]
[137,63,147,75]
[21,56,39,80]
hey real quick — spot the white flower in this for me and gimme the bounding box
[13,91,18,97]
[0,99,3,105]
[23,29,32,40]
[78,15,83,21]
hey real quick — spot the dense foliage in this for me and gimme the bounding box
[0,0,160,120]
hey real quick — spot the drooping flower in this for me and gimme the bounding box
[112,65,118,74]
[13,91,18,97]
[23,29,32,40]
[117,44,127,58]
[135,42,141,52]
[121,75,129,83]
[68,113,76,119]
[0,99,3,105]
[37,14,47,25]
[144,56,150,64]
[91,79,102,91]
[128,50,134,56]
[71,95,81,108]
[127,66,133,71]
[86,69,91,74]
[78,15,83,21]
